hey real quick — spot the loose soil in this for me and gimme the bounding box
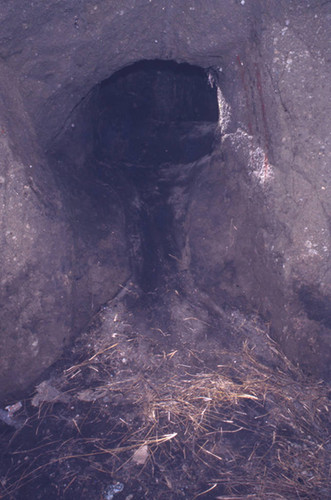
[1,280,330,499]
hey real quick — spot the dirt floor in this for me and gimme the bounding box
[0,279,330,499]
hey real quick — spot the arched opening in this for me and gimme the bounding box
[95,60,218,165]
[92,60,218,292]
[51,60,220,315]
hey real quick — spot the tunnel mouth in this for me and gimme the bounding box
[91,60,219,293]
[50,59,220,308]
[94,59,219,166]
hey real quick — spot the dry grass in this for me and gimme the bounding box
[1,330,330,499]
[63,336,330,498]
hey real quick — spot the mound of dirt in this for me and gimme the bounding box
[1,282,330,499]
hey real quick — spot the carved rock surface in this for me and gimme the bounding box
[0,0,330,398]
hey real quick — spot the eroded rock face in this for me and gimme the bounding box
[0,63,73,397]
[0,0,330,398]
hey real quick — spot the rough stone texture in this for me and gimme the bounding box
[0,0,259,148]
[0,0,330,399]
[0,63,74,397]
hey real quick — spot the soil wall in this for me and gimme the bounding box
[0,0,330,398]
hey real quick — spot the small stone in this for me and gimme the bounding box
[132,445,149,465]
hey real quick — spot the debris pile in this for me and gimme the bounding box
[0,302,330,499]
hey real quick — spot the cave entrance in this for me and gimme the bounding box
[94,60,218,165]
[92,60,219,293]
[3,58,329,500]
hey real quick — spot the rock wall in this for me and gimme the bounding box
[0,0,330,398]
[0,63,74,396]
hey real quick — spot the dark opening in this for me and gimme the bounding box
[95,60,218,165]
[91,60,218,292]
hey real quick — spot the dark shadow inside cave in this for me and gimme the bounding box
[89,60,219,293]
[94,60,218,166]
[48,59,220,329]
